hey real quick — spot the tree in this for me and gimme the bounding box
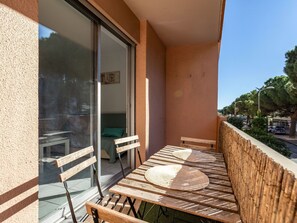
[284,46,297,88]
[220,105,233,116]
[260,76,297,137]
[234,90,257,121]
[39,33,93,117]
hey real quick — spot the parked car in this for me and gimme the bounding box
[268,126,275,133]
[274,126,286,135]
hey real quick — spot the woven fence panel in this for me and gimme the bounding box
[219,122,297,223]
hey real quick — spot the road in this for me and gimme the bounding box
[283,142,297,159]
[274,134,297,159]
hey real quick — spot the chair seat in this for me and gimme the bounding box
[84,194,142,222]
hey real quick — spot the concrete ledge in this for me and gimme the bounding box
[223,121,297,176]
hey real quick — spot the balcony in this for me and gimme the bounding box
[58,120,297,223]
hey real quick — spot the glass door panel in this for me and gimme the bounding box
[100,27,132,184]
[38,0,95,220]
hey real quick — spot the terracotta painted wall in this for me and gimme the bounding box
[136,21,147,165]
[87,0,140,43]
[0,1,39,222]
[136,21,166,163]
[146,23,166,157]
[166,43,219,145]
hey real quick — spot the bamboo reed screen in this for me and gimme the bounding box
[219,121,297,223]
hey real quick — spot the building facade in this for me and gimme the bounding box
[0,0,225,222]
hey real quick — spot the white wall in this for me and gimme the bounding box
[101,34,127,114]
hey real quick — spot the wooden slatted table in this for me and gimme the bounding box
[109,145,242,223]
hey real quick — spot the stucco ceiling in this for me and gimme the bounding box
[124,0,224,46]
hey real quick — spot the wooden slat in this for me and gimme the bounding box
[156,150,226,168]
[113,195,128,212]
[181,137,216,145]
[118,178,238,212]
[56,146,94,168]
[116,142,140,153]
[114,135,139,145]
[134,168,233,194]
[153,151,225,166]
[110,185,241,223]
[144,159,228,178]
[136,165,232,187]
[154,149,225,165]
[85,202,147,223]
[181,144,212,150]
[148,155,228,175]
[59,156,96,182]
[164,145,223,158]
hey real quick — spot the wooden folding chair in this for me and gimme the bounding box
[56,146,129,223]
[114,135,168,221]
[86,202,148,223]
[114,135,142,178]
[180,136,216,150]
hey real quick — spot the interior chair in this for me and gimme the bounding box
[55,146,133,223]
[85,201,148,223]
[180,136,216,151]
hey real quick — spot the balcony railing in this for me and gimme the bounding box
[219,121,297,223]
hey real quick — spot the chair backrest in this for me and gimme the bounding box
[180,136,216,150]
[55,146,103,223]
[86,202,148,223]
[114,135,142,178]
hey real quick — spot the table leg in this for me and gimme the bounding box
[65,139,70,155]
[127,197,139,218]
[46,147,51,157]
[39,144,44,173]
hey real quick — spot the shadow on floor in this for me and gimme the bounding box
[139,203,220,223]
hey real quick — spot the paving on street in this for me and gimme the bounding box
[274,135,297,162]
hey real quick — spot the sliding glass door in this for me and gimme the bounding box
[100,27,132,185]
[38,0,134,222]
[39,0,95,221]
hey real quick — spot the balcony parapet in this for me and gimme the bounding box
[219,121,297,223]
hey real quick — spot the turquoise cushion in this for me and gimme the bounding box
[102,128,124,137]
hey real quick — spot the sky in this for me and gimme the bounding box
[218,0,297,109]
[39,25,53,38]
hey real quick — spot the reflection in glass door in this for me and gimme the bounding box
[100,27,132,185]
[38,0,135,221]
[38,0,95,220]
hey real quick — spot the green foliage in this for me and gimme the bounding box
[233,91,258,117]
[284,46,297,89]
[245,129,291,158]
[252,117,268,131]
[220,106,233,115]
[39,33,92,79]
[261,76,297,115]
[227,117,243,129]
[260,75,297,137]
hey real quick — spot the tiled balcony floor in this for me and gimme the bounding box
[39,156,128,220]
